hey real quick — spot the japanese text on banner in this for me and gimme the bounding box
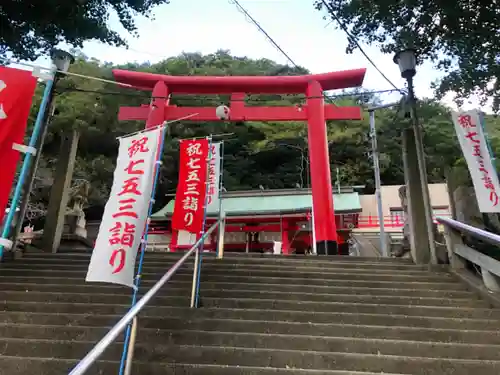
[451,110,500,212]
[86,128,162,288]
[171,139,209,234]
[206,142,221,212]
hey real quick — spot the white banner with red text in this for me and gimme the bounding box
[451,109,500,212]
[86,128,162,288]
[206,142,221,212]
[171,138,209,234]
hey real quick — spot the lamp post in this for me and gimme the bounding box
[393,49,437,264]
[11,49,74,250]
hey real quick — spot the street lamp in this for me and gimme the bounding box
[51,49,75,72]
[11,49,74,250]
[393,49,437,264]
[393,49,417,79]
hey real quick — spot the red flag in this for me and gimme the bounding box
[0,67,37,223]
[172,139,209,234]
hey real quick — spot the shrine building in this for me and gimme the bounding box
[148,187,363,255]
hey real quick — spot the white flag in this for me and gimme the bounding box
[86,128,162,288]
[451,109,500,213]
[206,142,221,212]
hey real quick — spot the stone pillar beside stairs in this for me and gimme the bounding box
[42,130,79,253]
[401,128,431,264]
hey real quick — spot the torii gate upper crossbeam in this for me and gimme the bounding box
[113,68,366,94]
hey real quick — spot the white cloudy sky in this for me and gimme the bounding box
[24,0,481,110]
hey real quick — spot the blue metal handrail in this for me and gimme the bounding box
[436,216,500,247]
[68,219,221,375]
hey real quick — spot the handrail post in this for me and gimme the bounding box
[123,317,138,375]
[441,218,500,291]
[217,212,226,259]
[190,246,200,308]
[481,268,500,291]
[442,223,467,271]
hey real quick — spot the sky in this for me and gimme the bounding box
[23,0,481,110]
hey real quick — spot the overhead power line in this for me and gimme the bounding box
[229,0,401,104]
[229,0,341,103]
[57,86,403,102]
[229,0,299,69]
[319,0,403,94]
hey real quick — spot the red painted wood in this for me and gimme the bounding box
[113,69,366,94]
[223,224,300,232]
[307,81,337,243]
[118,104,362,122]
[145,81,168,128]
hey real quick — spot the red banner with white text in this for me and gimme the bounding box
[172,139,209,234]
[0,67,37,223]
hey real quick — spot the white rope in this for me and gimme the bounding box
[1,59,133,88]
[116,113,199,139]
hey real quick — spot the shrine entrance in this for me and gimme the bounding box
[113,68,366,255]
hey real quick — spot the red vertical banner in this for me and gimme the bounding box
[0,67,37,223]
[172,139,209,234]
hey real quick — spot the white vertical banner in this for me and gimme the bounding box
[86,128,162,288]
[206,142,221,212]
[451,109,500,212]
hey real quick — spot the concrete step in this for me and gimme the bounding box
[2,320,500,347]
[0,281,475,298]
[2,261,451,278]
[0,267,455,283]
[1,324,500,360]
[0,274,467,291]
[20,252,414,263]
[0,356,409,375]
[2,308,499,331]
[0,339,498,374]
[13,257,432,271]
[2,298,498,319]
[0,290,487,308]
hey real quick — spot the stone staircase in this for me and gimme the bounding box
[0,251,500,374]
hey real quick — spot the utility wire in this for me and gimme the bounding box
[56,86,403,102]
[319,0,404,94]
[229,0,299,69]
[229,0,341,103]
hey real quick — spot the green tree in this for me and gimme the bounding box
[1,0,170,60]
[315,0,500,111]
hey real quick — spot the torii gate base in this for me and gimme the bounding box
[113,69,366,255]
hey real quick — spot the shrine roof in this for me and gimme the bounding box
[112,69,366,94]
[152,190,361,219]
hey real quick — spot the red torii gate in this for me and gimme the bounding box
[113,68,366,255]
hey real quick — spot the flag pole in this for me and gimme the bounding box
[194,136,212,308]
[117,125,168,375]
[216,141,225,259]
[0,70,56,258]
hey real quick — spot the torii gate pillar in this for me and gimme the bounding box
[306,81,337,254]
[114,68,366,255]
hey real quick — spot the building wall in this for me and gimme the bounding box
[357,183,450,233]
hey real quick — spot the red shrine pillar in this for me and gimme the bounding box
[281,218,290,255]
[170,230,178,252]
[306,81,338,255]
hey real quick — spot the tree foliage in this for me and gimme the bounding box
[0,0,170,60]
[25,51,500,220]
[315,0,500,111]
